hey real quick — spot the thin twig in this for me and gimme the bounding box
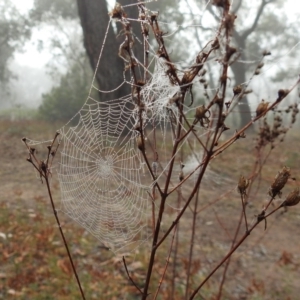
[184,186,200,299]
[122,256,143,295]
[153,225,178,300]
[43,170,86,300]
[240,194,249,233]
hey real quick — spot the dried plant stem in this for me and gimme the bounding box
[212,77,300,160]
[189,224,251,299]
[185,187,200,299]
[189,201,285,300]
[156,152,212,250]
[151,188,156,237]
[153,225,177,300]
[142,118,184,299]
[43,172,86,300]
[122,256,143,295]
[170,191,182,299]
[263,196,276,213]
[142,193,167,300]
[240,194,249,233]
[216,209,244,300]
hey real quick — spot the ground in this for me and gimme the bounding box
[0,119,300,299]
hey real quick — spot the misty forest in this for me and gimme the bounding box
[1,0,300,299]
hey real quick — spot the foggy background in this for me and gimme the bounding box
[1,0,299,123]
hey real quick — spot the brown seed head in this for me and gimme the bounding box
[233,85,242,95]
[283,188,300,207]
[256,100,269,117]
[277,89,289,100]
[109,2,125,19]
[269,166,291,198]
[195,105,207,120]
[179,170,184,182]
[238,175,249,196]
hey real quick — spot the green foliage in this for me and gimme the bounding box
[0,0,31,85]
[38,62,94,123]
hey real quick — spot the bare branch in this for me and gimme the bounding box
[241,0,275,39]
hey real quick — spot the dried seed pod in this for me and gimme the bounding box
[262,50,271,56]
[238,175,249,196]
[256,100,269,117]
[195,105,207,120]
[195,105,211,128]
[269,166,291,198]
[282,188,300,207]
[233,85,242,95]
[109,3,125,19]
[179,170,184,182]
[278,89,289,99]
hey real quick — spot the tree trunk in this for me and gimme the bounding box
[76,0,128,101]
[231,33,252,127]
[76,0,143,102]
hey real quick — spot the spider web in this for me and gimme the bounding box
[57,96,151,252]
[54,51,193,253]
[23,2,219,253]
[25,0,300,254]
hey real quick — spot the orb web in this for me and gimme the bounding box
[57,97,150,253]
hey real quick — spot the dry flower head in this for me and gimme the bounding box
[269,166,291,198]
[238,175,249,196]
[282,187,300,207]
[256,99,269,117]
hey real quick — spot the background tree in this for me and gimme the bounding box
[0,0,31,107]
[199,0,299,126]
[38,58,93,123]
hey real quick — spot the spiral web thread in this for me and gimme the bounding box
[56,93,152,252]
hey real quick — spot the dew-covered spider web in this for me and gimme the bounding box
[24,0,300,254]
[57,97,150,252]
